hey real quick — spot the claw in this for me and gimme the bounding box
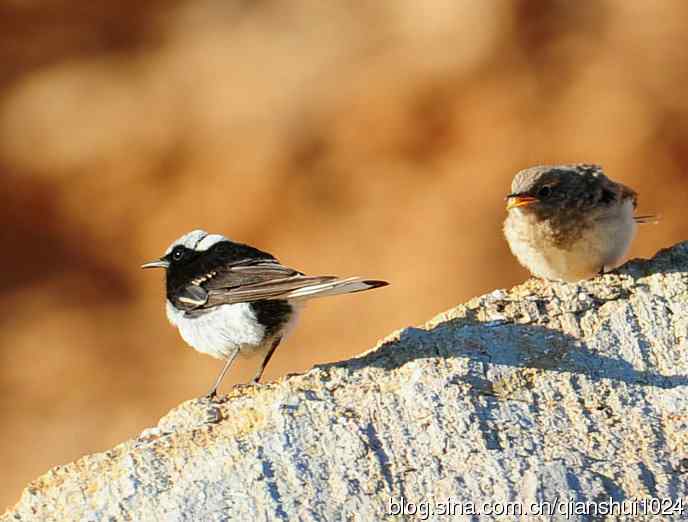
[201,389,227,403]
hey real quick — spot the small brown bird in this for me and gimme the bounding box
[503,164,655,282]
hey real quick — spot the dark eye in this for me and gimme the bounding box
[172,247,185,261]
[537,186,552,198]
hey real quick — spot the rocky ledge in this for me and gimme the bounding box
[4,243,688,521]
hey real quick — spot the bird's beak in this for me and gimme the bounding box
[141,258,170,269]
[506,194,538,210]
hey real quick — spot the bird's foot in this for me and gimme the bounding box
[232,382,259,393]
[200,389,227,404]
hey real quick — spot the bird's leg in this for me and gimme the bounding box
[251,337,282,384]
[204,348,240,401]
[598,266,606,276]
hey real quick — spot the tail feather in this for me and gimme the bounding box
[285,277,388,300]
[635,214,661,225]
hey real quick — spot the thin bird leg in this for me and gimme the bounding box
[205,348,240,400]
[251,337,282,384]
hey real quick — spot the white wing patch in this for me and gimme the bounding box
[192,270,218,285]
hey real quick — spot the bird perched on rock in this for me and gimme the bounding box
[503,164,656,282]
[143,230,388,399]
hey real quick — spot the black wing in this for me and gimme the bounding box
[172,258,338,312]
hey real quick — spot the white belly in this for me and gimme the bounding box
[503,200,637,282]
[166,301,267,359]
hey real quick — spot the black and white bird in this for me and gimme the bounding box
[142,229,388,399]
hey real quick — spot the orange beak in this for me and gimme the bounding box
[506,195,538,210]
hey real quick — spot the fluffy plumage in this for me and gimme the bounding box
[503,164,650,282]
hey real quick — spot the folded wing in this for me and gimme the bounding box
[173,259,387,312]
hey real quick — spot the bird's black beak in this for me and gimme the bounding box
[505,193,538,210]
[141,258,170,269]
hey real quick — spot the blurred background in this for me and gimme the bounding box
[2,0,688,508]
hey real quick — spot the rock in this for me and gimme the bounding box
[4,243,688,521]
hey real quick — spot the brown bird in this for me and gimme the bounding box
[503,164,656,282]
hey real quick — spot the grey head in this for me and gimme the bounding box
[506,164,635,221]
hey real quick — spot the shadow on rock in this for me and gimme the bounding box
[335,317,688,390]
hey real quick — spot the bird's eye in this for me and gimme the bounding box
[537,186,552,198]
[172,247,185,261]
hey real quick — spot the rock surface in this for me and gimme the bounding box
[4,243,688,521]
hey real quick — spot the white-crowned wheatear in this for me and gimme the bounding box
[143,230,388,399]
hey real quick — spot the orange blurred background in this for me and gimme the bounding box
[2,0,688,508]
